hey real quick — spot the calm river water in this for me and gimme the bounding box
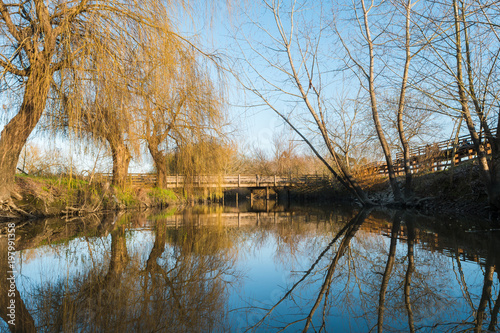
[0,202,499,332]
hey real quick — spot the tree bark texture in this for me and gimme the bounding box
[110,140,132,189]
[0,62,53,201]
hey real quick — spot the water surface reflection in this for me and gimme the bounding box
[0,205,499,332]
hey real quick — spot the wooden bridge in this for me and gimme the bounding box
[363,130,494,176]
[94,173,331,189]
[94,130,494,188]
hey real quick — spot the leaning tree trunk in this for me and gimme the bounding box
[397,0,414,200]
[147,141,168,189]
[281,46,372,205]
[362,0,402,203]
[0,63,53,201]
[458,2,500,211]
[377,214,401,332]
[452,0,498,209]
[109,140,132,189]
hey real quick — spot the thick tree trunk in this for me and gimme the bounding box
[110,141,131,189]
[0,63,52,201]
[370,90,402,202]
[458,3,500,211]
[156,162,168,189]
[147,142,168,188]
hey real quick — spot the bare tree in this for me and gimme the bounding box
[326,91,377,173]
[233,1,373,205]
[416,0,500,209]
[335,0,403,202]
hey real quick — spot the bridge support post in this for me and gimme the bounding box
[266,187,269,201]
[235,192,239,207]
[250,191,254,208]
[287,188,291,209]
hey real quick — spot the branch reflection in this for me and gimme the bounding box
[0,205,499,332]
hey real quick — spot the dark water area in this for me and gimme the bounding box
[0,202,499,332]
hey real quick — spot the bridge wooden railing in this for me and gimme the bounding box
[93,173,332,188]
[94,130,497,185]
[363,129,496,176]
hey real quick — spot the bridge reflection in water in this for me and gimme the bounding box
[1,204,498,332]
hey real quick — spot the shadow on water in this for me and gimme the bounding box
[0,201,499,332]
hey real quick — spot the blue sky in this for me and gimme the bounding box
[1,0,467,173]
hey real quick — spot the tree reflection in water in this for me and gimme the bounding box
[242,209,500,332]
[0,206,499,332]
[0,236,36,332]
[2,211,238,332]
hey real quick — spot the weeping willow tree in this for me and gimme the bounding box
[0,0,172,202]
[173,137,235,178]
[61,20,146,188]
[167,136,235,197]
[133,16,228,189]
[75,76,140,188]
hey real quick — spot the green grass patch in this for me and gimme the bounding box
[115,187,138,206]
[148,187,177,202]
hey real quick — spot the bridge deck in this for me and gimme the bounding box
[94,173,331,188]
[93,130,497,185]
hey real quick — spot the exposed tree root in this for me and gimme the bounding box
[0,198,35,219]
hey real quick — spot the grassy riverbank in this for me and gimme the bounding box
[0,174,181,220]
